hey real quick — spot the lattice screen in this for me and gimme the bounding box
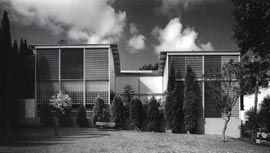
[86,81,109,104]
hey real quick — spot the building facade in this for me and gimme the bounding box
[33,44,240,137]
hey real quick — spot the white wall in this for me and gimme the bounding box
[205,117,241,138]
[139,76,163,93]
[241,84,270,121]
[115,75,163,102]
[116,76,139,93]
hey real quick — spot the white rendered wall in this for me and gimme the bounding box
[205,117,241,138]
[116,76,139,93]
[139,76,163,94]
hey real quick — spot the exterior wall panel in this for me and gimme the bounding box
[86,81,109,104]
[61,48,83,79]
[85,48,109,80]
[185,56,203,78]
[61,81,83,104]
[205,56,221,76]
[37,49,59,80]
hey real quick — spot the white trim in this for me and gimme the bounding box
[202,53,205,119]
[108,48,111,105]
[58,48,61,90]
[168,52,240,56]
[34,47,37,117]
[83,47,86,106]
[35,45,111,49]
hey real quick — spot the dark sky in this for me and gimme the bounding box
[0,0,237,70]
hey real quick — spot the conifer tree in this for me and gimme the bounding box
[164,61,176,130]
[183,65,198,133]
[110,95,125,129]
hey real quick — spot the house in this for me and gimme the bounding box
[30,44,241,137]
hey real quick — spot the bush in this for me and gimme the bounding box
[93,96,110,125]
[60,108,74,127]
[147,97,162,132]
[76,104,89,128]
[39,103,53,126]
[110,95,125,129]
[130,98,144,130]
[257,96,270,132]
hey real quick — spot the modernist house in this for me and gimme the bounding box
[33,44,241,137]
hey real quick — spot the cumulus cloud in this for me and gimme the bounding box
[153,18,214,54]
[2,0,126,43]
[127,23,146,53]
[159,0,222,15]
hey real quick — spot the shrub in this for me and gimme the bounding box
[130,98,144,130]
[110,95,125,129]
[257,96,270,131]
[60,108,74,127]
[147,97,162,132]
[39,103,53,126]
[93,96,109,125]
[110,90,115,103]
[76,104,89,127]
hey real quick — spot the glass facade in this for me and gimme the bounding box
[36,46,110,117]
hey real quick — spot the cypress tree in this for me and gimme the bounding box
[129,98,143,130]
[110,95,125,129]
[147,97,162,132]
[0,11,13,136]
[183,65,198,133]
[76,104,89,127]
[164,61,176,130]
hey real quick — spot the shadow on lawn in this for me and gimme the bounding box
[0,132,111,147]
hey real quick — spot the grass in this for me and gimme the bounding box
[0,127,269,153]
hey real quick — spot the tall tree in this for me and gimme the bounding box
[232,0,270,114]
[123,85,134,104]
[164,61,176,130]
[232,0,270,57]
[164,61,184,133]
[183,65,199,134]
[0,11,13,136]
[204,60,242,141]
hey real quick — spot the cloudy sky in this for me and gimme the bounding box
[0,0,237,70]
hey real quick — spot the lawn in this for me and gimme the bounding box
[0,127,269,153]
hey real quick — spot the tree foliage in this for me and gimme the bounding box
[49,91,72,135]
[123,85,135,103]
[139,63,158,70]
[93,96,110,124]
[147,97,162,132]
[76,104,89,128]
[0,11,16,136]
[110,95,125,129]
[18,38,35,98]
[129,98,144,130]
[257,96,270,132]
[183,65,199,133]
[164,61,175,130]
[232,0,270,115]
[232,0,270,57]
[164,61,184,133]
